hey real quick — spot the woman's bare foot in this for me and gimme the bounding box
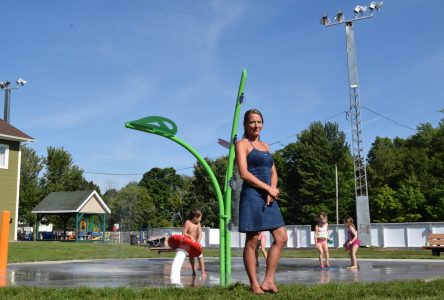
[260,281,279,293]
[251,285,265,294]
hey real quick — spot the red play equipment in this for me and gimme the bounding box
[168,234,202,258]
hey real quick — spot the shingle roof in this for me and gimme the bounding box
[32,190,110,214]
[0,119,34,142]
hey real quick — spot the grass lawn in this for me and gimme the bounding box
[3,242,444,299]
[7,241,444,263]
[2,280,444,299]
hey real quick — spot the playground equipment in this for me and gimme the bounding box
[168,234,203,282]
[0,210,11,271]
[0,210,11,286]
[125,69,247,286]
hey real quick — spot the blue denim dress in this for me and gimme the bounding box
[238,147,285,232]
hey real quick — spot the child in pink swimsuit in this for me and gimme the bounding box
[343,216,361,269]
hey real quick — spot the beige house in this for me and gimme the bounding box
[0,119,34,241]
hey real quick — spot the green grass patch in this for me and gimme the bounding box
[1,279,444,299]
[8,242,444,263]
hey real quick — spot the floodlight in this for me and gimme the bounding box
[16,78,27,86]
[354,5,367,15]
[334,10,344,22]
[369,1,383,11]
[0,81,4,89]
[320,15,330,26]
[3,80,10,88]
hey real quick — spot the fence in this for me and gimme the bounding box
[107,222,444,248]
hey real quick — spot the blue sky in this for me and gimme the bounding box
[3,1,443,192]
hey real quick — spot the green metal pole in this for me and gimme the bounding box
[169,135,227,278]
[125,117,227,281]
[223,69,247,281]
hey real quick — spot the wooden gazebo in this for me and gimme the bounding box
[32,190,111,241]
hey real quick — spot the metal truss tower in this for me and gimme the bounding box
[321,2,383,245]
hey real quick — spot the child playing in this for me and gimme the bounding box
[343,216,361,269]
[255,231,268,267]
[182,209,207,277]
[314,212,331,269]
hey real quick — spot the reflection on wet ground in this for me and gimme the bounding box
[5,257,444,288]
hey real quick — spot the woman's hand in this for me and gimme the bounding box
[267,186,279,199]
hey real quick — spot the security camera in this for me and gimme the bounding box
[0,81,4,89]
[16,78,27,86]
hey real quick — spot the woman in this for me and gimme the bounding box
[235,109,288,294]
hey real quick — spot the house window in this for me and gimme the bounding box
[0,144,9,169]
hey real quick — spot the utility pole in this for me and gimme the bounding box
[0,78,27,124]
[321,2,383,246]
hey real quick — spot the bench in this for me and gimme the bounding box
[423,233,444,256]
[150,247,174,254]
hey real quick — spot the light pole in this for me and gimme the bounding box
[0,78,27,124]
[321,2,383,246]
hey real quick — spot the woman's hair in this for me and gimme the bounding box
[188,209,202,220]
[243,109,264,138]
[343,216,354,226]
[318,212,328,223]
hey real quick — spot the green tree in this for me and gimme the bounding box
[396,176,426,222]
[367,118,444,222]
[367,137,404,190]
[188,156,227,228]
[107,182,155,231]
[280,122,355,225]
[370,185,401,223]
[41,146,100,195]
[138,167,188,227]
[19,146,44,226]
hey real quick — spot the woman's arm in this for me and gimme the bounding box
[235,140,279,199]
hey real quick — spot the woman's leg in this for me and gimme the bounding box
[260,226,288,292]
[243,232,263,294]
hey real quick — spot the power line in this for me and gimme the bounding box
[323,110,348,122]
[84,107,416,174]
[269,106,417,148]
[83,166,195,177]
[362,106,417,132]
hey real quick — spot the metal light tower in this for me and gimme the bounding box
[321,2,383,246]
[0,78,27,124]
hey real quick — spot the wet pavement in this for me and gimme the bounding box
[5,257,444,288]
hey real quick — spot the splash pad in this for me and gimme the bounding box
[6,258,444,288]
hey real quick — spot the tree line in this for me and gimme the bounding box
[19,116,444,231]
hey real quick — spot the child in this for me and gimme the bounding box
[314,212,331,269]
[343,216,361,269]
[182,209,207,277]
